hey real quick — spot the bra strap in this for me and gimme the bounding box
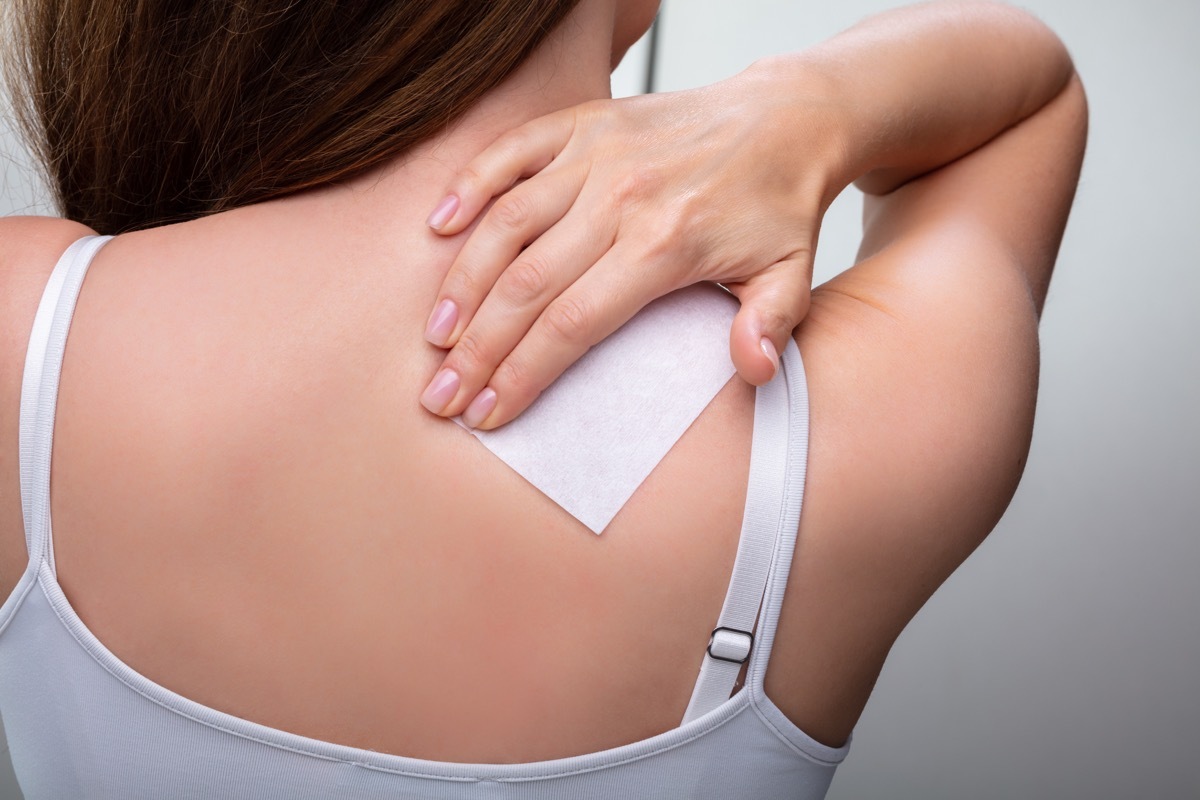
[681,335,806,723]
[746,336,811,694]
[18,234,114,576]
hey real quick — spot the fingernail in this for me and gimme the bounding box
[462,387,497,429]
[760,337,779,379]
[424,298,458,345]
[426,194,459,230]
[420,368,460,414]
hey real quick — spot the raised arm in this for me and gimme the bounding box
[766,69,1087,746]
[746,0,1076,197]
[417,1,1079,430]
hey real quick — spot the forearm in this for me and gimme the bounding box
[746,0,1076,198]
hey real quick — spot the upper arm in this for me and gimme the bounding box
[855,73,1089,316]
[801,70,1088,609]
[765,74,1088,742]
[0,216,97,594]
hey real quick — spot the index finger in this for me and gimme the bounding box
[427,105,580,235]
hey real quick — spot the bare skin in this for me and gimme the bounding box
[0,0,1086,763]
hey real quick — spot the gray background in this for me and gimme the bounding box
[2,1,1197,798]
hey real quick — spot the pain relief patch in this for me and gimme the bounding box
[454,282,740,534]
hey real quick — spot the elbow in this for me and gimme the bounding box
[960,0,1078,99]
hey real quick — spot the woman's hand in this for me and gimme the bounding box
[418,67,844,430]
[417,1,1078,432]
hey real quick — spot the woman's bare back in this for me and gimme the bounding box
[2,204,770,763]
[0,70,1084,763]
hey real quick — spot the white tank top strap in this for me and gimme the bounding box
[18,234,114,577]
[682,335,809,723]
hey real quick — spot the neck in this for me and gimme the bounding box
[198,1,621,325]
[325,1,617,237]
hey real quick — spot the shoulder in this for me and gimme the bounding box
[0,215,98,307]
[0,214,97,399]
[0,216,97,592]
[0,214,97,256]
[765,221,1042,746]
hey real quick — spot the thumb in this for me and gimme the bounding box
[724,257,812,386]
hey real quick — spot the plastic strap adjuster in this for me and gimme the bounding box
[706,626,754,664]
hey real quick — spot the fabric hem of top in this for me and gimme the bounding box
[36,561,761,782]
[746,683,852,766]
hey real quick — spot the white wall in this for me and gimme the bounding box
[3,2,1198,798]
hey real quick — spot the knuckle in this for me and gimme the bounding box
[492,352,534,396]
[661,204,692,241]
[613,166,664,204]
[443,265,481,303]
[493,356,549,418]
[574,99,609,130]
[456,165,486,194]
[575,98,605,119]
[501,254,553,306]
[490,192,535,233]
[496,130,529,164]
[642,207,692,263]
[541,295,592,345]
[448,331,492,373]
[758,304,796,335]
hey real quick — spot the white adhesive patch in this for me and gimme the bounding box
[453,282,740,534]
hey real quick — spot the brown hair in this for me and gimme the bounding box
[3,1,582,235]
